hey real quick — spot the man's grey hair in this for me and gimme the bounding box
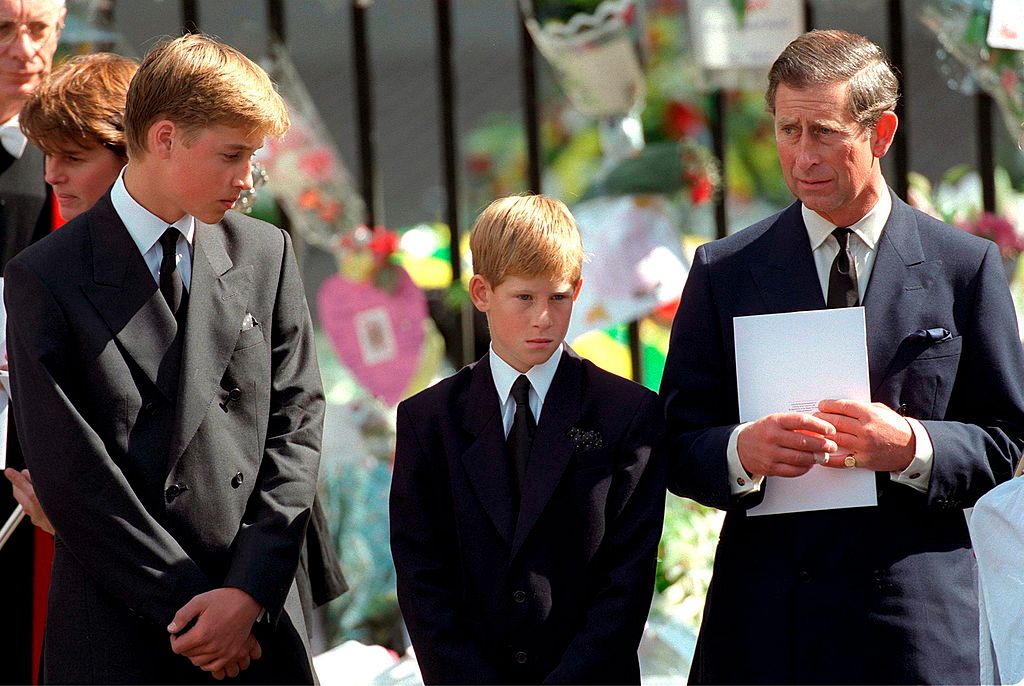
[766,29,900,130]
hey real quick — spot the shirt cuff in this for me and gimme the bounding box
[890,417,932,493]
[728,422,764,496]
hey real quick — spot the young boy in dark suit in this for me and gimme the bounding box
[390,194,666,685]
[5,34,323,684]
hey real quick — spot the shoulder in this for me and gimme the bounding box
[695,202,798,265]
[215,210,291,260]
[399,362,477,422]
[6,213,90,282]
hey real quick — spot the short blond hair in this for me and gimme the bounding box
[20,53,137,159]
[124,33,289,159]
[469,194,584,287]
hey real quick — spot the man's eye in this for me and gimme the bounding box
[27,22,50,39]
[223,153,239,160]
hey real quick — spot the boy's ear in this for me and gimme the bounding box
[572,277,583,302]
[468,274,492,313]
[148,119,177,160]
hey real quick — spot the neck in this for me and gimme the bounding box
[0,101,23,126]
[123,162,185,224]
[817,172,888,228]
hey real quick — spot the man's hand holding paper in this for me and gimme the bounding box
[814,399,915,473]
[737,412,838,478]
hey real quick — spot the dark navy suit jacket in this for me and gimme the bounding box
[661,192,1024,684]
[390,349,666,685]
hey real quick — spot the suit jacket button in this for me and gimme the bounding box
[165,483,188,502]
[512,590,526,603]
[514,651,528,664]
[897,403,909,416]
[143,401,156,414]
[798,570,812,583]
[228,387,242,401]
[231,472,244,489]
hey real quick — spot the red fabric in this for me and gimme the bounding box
[31,529,53,684]
[51,192,65,230]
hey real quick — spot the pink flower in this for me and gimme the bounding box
[962,212,1024,257]
[298,149,335,181]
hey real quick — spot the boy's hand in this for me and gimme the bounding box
[168,587,263,677]
[4,468,54,534]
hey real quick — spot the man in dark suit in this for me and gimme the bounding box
[661,29,1024,684]
[0,2,63,681]
[391,195,666,685]
[5,35,324,684]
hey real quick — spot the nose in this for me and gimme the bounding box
[6,26,37,61]
[234,160,253,191]
[44,157,66,185]
[795,137,820,170]
[534,303,551,329]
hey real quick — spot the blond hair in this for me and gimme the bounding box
[20,53,137,159]
[766,29,900,130]
[470,194,584,287]
[124,33,289,158]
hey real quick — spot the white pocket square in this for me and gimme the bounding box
[241,313,259,332]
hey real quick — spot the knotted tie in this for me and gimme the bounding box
[827,227,859,308]
[159,227,187,320]
[507,374,536,498]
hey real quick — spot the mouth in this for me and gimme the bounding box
[525,338,553,347]
[220,198,238,209]
[797,178,831,189]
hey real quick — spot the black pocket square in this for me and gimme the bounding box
[908,327,951,343]
[568,427,603,451]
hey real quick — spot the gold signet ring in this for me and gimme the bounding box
[843,455,857,469]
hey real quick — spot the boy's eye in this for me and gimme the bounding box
[551,294,567,301]
[516,294,532,301]
[223,153,240,160]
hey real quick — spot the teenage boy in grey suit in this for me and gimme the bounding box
[5,34,324,684]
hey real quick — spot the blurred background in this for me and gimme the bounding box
[54,0,1024,682]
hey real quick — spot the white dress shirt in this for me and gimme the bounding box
[728,192,934,496]
[110,168,195,290]
[0,115,28,159]
[489,344,563,437]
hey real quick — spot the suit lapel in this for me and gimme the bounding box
[459,356,517,546]
[510,350,583,559]
[745,202,826,314]
[167,219,252,475]
[80,194,180,401]
[862,193,928,393]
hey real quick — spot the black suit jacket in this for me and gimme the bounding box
[4,193,325,685]
[660,192,1024,684]
[390,349,666,685]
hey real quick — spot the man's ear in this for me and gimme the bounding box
[870,111,898,158]
[469,274,492,313]
[148,120,177,160]
[572,276,583,302]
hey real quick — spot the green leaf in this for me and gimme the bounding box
[729,0,746,27]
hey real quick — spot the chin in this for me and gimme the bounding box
[195,209,228,224]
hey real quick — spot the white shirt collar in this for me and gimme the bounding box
[0,115,28,159]
[489,343,563,407]
[802,189,892,251]
[111,166,195,255]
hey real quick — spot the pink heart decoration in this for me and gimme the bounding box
[318,266,427,406]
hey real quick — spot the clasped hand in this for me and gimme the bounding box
[168,587,263,680]
[738,399,915,478]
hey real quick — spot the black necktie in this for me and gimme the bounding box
[159,227,187,320]
[827,227,859,308]
[507,374,535,497]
